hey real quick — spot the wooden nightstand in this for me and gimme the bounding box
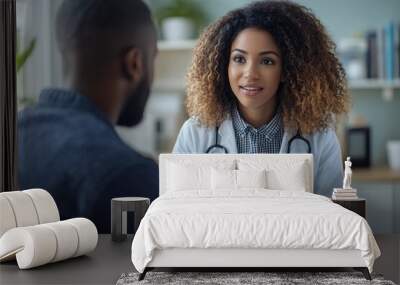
[332,198,366,218]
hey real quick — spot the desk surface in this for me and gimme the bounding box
[353,167,400,182]
[1,234,399,285]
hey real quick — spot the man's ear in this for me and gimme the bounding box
[122,48,143,84]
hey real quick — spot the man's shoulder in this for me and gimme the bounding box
[73,131,157,173]
[18,104,122,149]
[18,104,156,169]
[104,144,157,169]
[19,105,108,129]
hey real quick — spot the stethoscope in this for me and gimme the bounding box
[205,126,311,154]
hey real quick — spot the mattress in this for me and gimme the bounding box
[131,190,380,273]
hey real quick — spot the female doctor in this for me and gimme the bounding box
[173,1,349,197]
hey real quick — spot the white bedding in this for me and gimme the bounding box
[131,190,380,273]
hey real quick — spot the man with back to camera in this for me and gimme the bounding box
[18,0,159,233]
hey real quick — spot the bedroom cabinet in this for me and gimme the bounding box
[332,199,366,218]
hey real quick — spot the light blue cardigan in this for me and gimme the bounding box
[173,117,343,197]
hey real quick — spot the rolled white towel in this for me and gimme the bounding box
[0,191,39,228]
[0,225,57,268]
[23,189,60,224]
[0,196,17,237]
[0,189,60,238]
[0,218,98,269]
[65,218,98,257]
[42,221,79,263]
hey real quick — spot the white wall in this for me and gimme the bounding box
[17,0,64,100]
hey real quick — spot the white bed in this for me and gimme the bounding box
[131,154,380,280]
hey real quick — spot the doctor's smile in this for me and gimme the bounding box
[239,85,264,96]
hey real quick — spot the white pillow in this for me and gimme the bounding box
[211,168,236,190]
[211,169,267,190]
[267,168,307,191]
[238,159,309,192]
[167,163,209,191]
[236,169,267,189]
[167,160,235,191]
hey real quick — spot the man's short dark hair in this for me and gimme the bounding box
[56,0,154,59]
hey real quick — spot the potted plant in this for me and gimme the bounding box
[155,0,206,41]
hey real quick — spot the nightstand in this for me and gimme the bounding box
[111,197,150,242]
[332,198,366,218]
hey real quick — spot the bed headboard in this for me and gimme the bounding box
[159,154,313,195]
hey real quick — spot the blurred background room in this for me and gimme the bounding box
[16,0,400,234]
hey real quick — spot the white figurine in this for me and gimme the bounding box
[342,157,352,189]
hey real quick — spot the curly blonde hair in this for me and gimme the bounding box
[186,0,349,134]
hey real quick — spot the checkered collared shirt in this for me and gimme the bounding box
[231,105,284,154]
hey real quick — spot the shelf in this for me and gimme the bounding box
[348,79,400,100]
[153,80,186,93]
[348,79,400,89]
[158,40,197,51]
[353,167,400,183]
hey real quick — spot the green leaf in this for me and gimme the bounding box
[16,38,36,73]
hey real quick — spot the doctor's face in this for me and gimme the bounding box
[228,27,282,118]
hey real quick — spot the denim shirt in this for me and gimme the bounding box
[18,88,159,233]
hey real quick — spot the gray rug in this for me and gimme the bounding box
[117,271,396,285]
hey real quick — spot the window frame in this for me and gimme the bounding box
[0,0,17,192]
